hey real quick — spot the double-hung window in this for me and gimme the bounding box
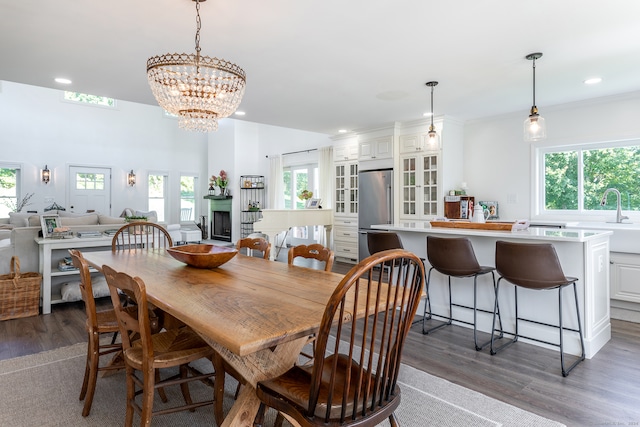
[536,140,640,218]
[180,175,198,222]
[148,173,168,222]
[0,165,21,217]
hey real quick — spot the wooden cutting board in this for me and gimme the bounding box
[429,221,516,231]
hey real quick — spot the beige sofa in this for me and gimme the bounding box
[0,211,143,275]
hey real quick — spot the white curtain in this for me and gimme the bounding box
[318,146,333,209]
[268,154,284,209]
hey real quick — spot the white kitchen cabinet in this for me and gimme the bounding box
[333,217,358,263]
[333,143,358,161]
[610,252,640,303]
[359,137,392,161]
[399,133,437,153]
[334,160,358,263]
[334,161,358,216]
[399,152,440,220]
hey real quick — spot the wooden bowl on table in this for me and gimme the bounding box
[167,244,237,269]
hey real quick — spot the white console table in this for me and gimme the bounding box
[36,235,113,314]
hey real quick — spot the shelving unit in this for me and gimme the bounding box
[239,175,265,238]
[36,235,113,314]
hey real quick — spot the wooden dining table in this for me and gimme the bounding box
[82,249,351,427]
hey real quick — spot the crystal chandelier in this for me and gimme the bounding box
[147,0,246,132]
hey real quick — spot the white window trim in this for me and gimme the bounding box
[532,138,640,223]
[148,171,169,223]
[179,173,199,224]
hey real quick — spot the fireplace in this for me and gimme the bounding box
[205,196,232,242]
[212,210,232,241]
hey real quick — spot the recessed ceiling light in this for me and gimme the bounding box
[423,112,433,117]
[338,129,348,133]
[54,77,72,84]
[234,111,246,116]
[584,77,602,85]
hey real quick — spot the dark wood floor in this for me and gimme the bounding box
[2,260,639,427]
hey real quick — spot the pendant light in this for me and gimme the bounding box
[524,52,546,141]
[147,0,246,132]
[425,81,439,148]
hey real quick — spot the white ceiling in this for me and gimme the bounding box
[2,0,640,136]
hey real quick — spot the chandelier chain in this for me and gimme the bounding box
[195,0,202,63]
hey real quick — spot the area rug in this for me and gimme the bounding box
[0,343,564,426]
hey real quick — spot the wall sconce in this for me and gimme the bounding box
[127,170,136,187]
[42,165,51,184]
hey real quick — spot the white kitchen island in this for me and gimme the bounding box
[371,222,612,359]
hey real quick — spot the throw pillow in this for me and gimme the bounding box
[28,215,42,227]
[8,212,31,227]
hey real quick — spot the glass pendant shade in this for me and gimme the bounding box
[427,126,440,149]
[524,110,546,141]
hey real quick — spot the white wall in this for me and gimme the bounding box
[208,119,331,239]
[0,81,208,224]
[0,81,330,237]
[463,91,640,221]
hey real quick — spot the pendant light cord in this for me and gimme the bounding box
[430,84,435,128]
[532,56,537,107]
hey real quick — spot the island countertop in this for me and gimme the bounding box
[367,221,612,359]
[372,222,612,242]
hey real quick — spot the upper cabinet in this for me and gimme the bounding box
[359,137,393,161]
[333,143,359,161]
[396,117,465,221]
[399,133,436,153]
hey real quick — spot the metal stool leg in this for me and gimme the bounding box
[560,282,585,377]
[474,271,503,351]
[422,268,453,334]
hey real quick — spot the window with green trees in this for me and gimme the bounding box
[64,91,115,107]
[180,175,197,222]
[0,167,19,217]
[543,143,640,213]
[148,173,167,222]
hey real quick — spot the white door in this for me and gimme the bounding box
[68,166,112,215]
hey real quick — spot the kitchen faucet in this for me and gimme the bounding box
[600,188,629,223]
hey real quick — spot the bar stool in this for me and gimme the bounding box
[423,236,502,351]
[367,231,404,255]
[491,240,585,377]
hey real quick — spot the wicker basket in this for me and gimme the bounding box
[0,256,41,321]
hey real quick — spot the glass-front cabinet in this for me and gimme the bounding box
[335,162,358,216]
[400,152,439,220]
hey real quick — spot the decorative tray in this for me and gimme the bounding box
[429,220,528,231]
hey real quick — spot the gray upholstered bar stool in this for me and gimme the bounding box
[423,235,502,351]
[491,240,585,377]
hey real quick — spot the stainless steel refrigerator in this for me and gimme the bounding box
[358,168,393,261]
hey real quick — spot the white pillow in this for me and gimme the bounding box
[8,212,31,227]
[60,277,110,302]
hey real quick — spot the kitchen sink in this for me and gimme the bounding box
[566,222,640,253]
